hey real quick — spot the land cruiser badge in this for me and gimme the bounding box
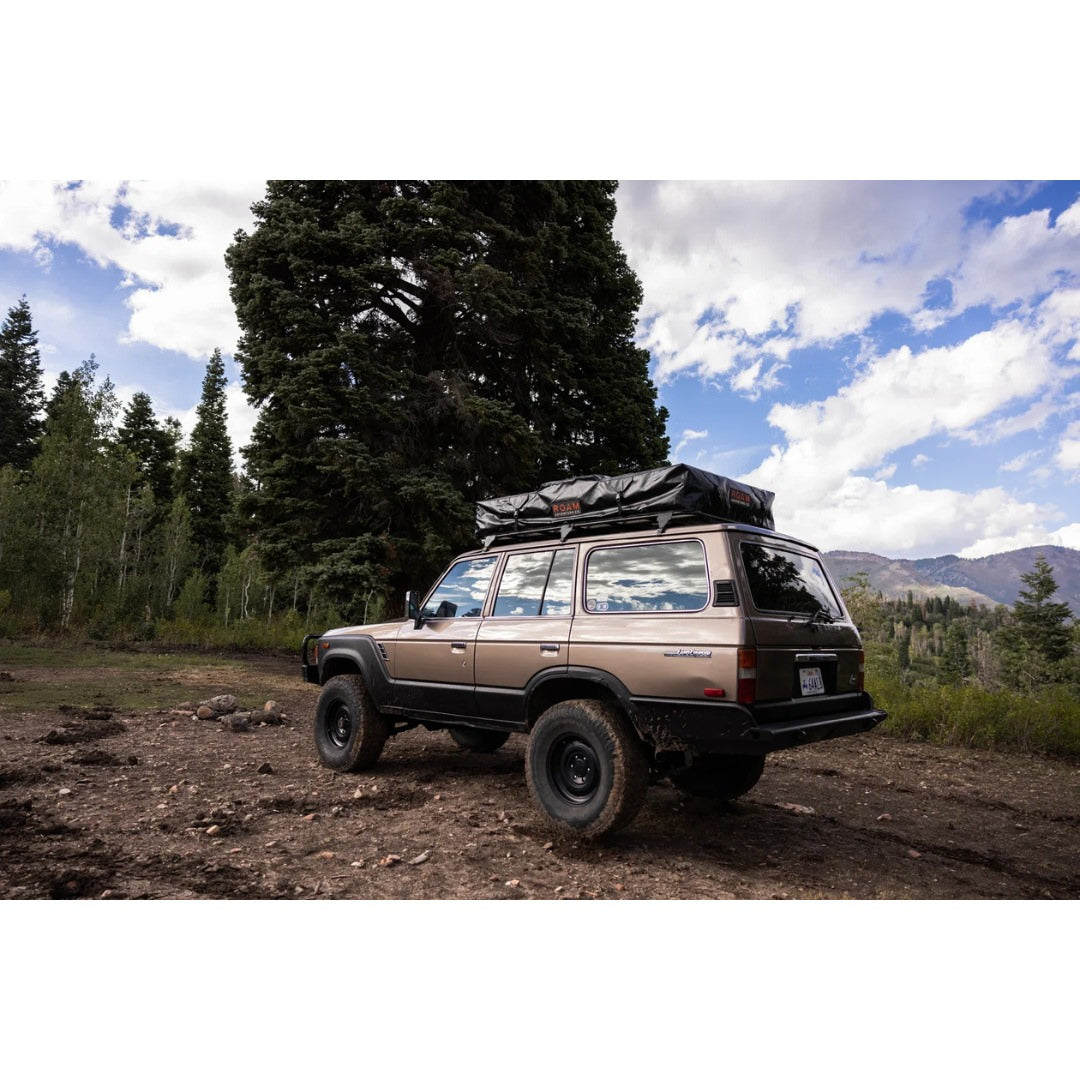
[664,649,713,658]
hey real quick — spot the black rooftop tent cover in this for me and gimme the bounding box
[476,464,775,541]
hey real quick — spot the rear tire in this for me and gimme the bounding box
[668,753,765,800]
[313,674,388,772]
[526,699,648,837]
[449,727,511,753]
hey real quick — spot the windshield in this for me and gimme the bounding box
[740,543,842,619]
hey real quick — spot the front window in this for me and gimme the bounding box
[740,543,841,618]
[585,540,708,613]
[422,556,498,619]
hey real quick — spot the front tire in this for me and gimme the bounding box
[449,727,511,753]
[526,699,648,837]
[313,674,388,771]
[668,753,765,800]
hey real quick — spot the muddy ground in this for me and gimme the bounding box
[1,648,1078,899]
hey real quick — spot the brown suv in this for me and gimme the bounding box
[301,466,885,836]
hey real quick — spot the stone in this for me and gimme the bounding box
[379,854,402,867]
[206,824,221,836]
[196,705,215,721]
[204,694,238,715]
[408,850,431,866]
[225,715,251,732]
[58,787,72,796]
[257,762,274,775]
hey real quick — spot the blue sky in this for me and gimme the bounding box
[1,180,1079,561]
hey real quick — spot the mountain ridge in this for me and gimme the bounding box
[823,545,1080,612]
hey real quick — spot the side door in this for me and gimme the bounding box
[394,554,500,719]
[474,547,577,723]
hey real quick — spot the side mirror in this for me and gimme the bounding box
[406,590,425,630]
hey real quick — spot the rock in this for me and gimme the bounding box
[380,854,402,867]
[262,701,285,724]
[876,812,892,822]
[0,671,15,682]
[777,802,815,815]
[225,715,251,732]
[316,850,335,860]
[203,694,238,715]
[206,824,221,836]
[257,762,274,775]
[506,879,520,888]
[907,849,922,859]
[58,787,72,796]
[543,841,554,851]
[408,850,431,866]
[196,705,215,721]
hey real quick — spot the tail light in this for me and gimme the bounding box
[737,648,757,705]
[856,650,865,693]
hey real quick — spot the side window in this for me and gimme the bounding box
[585,540,708,613]
[492,547,578,617]
[494,552,551,617]
[541,548,576,615]
[422,556,498,619]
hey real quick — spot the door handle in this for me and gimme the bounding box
[540,643,560,655]
[450,642,467,653]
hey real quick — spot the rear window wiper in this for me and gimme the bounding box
[789,607,835,626]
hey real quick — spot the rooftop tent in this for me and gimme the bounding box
[476,464,775,541]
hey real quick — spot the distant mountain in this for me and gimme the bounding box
[823,545,1080,613]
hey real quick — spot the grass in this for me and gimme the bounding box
[0,643,247,713]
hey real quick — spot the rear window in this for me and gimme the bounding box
[740,543,841,617]
[585,540,708,613]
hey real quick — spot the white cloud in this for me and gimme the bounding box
[1055,421,1080,477]
[0,180,263,358]
[616,183,1080,402]
[1000,450,1041,473]
[911,454,931,468]
[673,428,708,457]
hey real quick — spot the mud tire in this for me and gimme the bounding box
[314,674,388,772]
[526,699,649,837]
[668,753,765,800]
[449,727,511,753]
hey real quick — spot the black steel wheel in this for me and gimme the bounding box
[667,753,765,800]
[313,674,388,771]
[526,699,648,837]
[449,727,511,753]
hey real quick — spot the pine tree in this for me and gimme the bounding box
[1013,554,1072,665]
[179,349,233,584]
[0,296,45,470]
[226,181,669,610]
[117,391,180,509]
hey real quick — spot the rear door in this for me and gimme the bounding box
[474,547,576,722]
[734,538,863,703]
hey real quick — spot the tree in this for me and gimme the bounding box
[1013,555,1073,663]
[117,391,181,509]
[226,181,669,611]
[179,349,233,583]
[0,296,45,470]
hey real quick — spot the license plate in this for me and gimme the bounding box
[799,667,825,696]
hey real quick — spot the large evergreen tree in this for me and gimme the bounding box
[226,181,669,608]
[1013,554,1072,664]
[117,391,180,509]
[0,296,45,470]
[179,349,233,582]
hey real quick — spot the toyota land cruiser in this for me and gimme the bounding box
[301,465,885,836]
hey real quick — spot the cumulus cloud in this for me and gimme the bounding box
[673,428,708,457]
[0,180,263,358]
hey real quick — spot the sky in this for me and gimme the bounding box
[1,179,1079,561]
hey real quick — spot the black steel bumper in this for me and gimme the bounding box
[630,692,886,755]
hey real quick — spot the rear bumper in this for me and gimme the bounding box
[630,692,886,755]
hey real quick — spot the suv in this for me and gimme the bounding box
[301,465,885,836]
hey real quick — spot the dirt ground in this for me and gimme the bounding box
[1,648,1078,900]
